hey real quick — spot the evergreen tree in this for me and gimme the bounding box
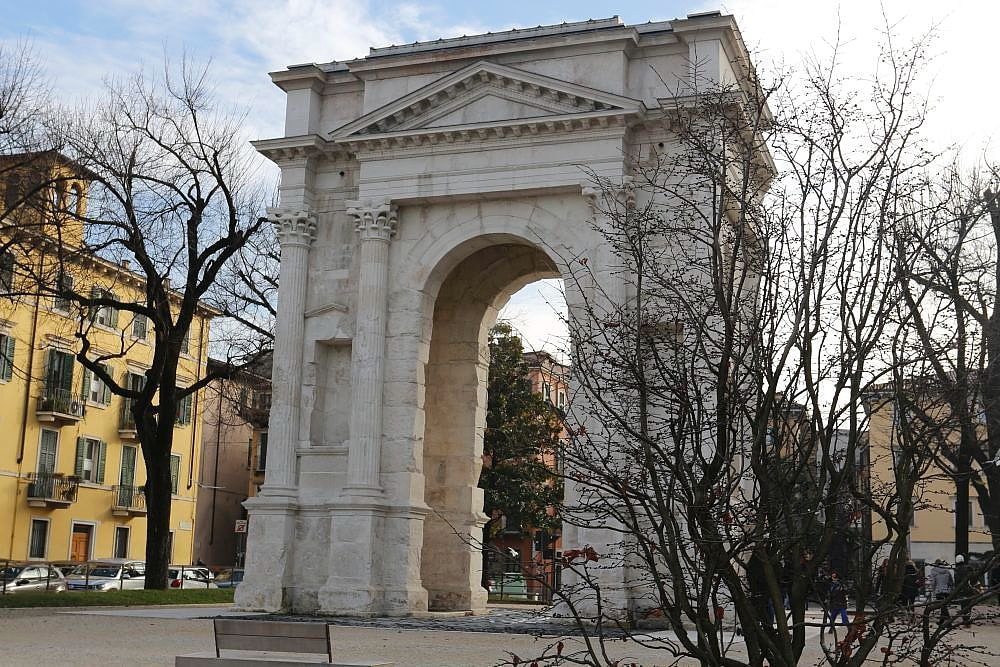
[480,323,564,540]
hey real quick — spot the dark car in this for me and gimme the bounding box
[0,563,67,593]
[214,568,244,589]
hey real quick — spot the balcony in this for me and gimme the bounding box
[26,472,79,508]
[119,401,138,440]
[111,485,146,516]
[36,386,86,424]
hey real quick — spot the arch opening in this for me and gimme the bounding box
[419,241,561,611]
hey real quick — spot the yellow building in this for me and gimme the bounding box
[0,152,213,565]
[866,386,993,563]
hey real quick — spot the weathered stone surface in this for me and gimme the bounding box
[238,13,757,617]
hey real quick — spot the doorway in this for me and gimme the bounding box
[70,523,93,562]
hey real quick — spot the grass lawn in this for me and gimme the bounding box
[0,587,234,608]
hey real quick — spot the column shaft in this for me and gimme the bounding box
[261,208,316,494]
[346,200,397,494]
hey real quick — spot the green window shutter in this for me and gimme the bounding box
[169,455,179,494]
[75,437,85,477]
[101,364,112,404]
[43,349,54,388]
[82,366,92,401]
[88,286,100,321]
[109,294,119,328]
[96,441,107,484]
[0,333,13,381]
[58,351,73,391]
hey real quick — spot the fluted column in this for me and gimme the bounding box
[262,207,316,495]
[345,200,397,496]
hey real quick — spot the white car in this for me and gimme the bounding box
[168,566,217,589]
[65,559,146,591]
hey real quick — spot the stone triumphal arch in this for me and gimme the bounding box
[236,12,758,615]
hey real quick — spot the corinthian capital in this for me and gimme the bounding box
[269,208,317,247]
[346,200,398,242]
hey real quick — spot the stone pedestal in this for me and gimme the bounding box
[233,496,297,611]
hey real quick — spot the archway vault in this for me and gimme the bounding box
[420,242,559,611]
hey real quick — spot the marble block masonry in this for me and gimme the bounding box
[235,11,762,616]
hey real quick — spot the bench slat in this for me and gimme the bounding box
[214,619,328,640]
[215,634,329,654]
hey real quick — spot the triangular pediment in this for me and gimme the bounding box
[331,61,645,144]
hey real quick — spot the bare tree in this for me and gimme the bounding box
[2,59,273,588]
[500,32,994,667]
[895,164,1000,559]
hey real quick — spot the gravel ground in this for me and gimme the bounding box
[2,604,1000,666]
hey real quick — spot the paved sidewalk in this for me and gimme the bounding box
[2,604,1000,666]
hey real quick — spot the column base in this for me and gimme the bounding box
[234,496,297,612]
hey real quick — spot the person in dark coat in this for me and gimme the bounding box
[825,571,849,633]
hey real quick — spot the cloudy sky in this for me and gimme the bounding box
[3,0,996,354]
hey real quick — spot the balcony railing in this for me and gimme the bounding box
[119,401,138,439]
[26,472,79,507]
[111,485,146,516]
[36,386,86,423]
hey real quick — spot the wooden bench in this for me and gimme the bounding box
[174,619,393,667]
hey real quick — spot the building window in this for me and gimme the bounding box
[132,314,148,340]
[90,287,119,328]
[74,436,106,483]
[84,363,113,406]
[0,331,14,381]
[66,184,82,216]
[169,454,180,494]
[53,273,74,312]
[28,519,49,559]
[180,329,191,355]
[542,382,551,403]
[113,526,129,559]
[557,391,566,410]
[175,393,193,426]
[256,432,268,472]
[952,497,974,528]
[0,251,14,293]
[44,348,75,397]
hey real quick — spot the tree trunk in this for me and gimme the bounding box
[139,402,177,590]
[143,444,173,589]
[956,453,970,558]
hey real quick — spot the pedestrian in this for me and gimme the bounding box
[954,554,980,627]
[825,571,848,633]
[928,558,953,620]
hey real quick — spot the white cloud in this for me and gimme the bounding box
[708,0,999,155]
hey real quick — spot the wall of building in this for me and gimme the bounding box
[868,398,993,563]
[0,164,211,566]
[193,375,269,568]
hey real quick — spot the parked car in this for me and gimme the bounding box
[168,565,217,589]
[0,563,67,593]
[65,559,146,591]
[50,561,83,578]
[214,568,244,589]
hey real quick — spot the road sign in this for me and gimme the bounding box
[234,519,248,533]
